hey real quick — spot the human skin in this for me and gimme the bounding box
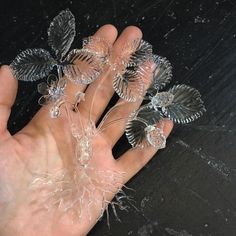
[0,25,173,236]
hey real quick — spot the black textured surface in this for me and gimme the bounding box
[1,0,236,235]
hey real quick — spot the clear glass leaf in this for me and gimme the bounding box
[125,117,149,148]
[113,60,153,102]
[113,68,145,102]
[129,39,152,66]
[163,84,206,124]
[63,49,102,84]
[82,36,111,60]
[136,104,163,125]
[149,55,172,92]
[113,39,153,102]
[48,9,76,60]
[10,48,56,81]
[121,39,153,67]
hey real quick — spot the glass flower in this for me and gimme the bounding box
[126,54,206,148]
[37,75,66,118]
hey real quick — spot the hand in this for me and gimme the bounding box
[0,25,173,236]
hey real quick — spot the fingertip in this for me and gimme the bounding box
[112,25,143,56]
[0,65,18,134]
[94,24,118,43]
[0,65,18,106]
[122,25,143,39]
[162,119,174,138]
[0,65,15,79]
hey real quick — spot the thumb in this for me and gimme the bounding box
[0,65,18,136]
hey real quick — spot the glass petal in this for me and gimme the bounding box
[149,55,172,92]
[48,9,76,60]
[37,82,48,95]
[46,74,58,85]
[38,95,51,106]
[163,84,206,124]
[63,49,102,84]
[10,48,56,81]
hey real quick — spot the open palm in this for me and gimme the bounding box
[0,25,173,236]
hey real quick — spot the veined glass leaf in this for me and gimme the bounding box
[149,55,172,91]
[10,48,56,81]
[126,117,149,148]
[63,49,102,84]
[113,59,153,102]
[113,68,144,102]
[163,84,206,124]
[129,39,152,66]
[121,39,152,67]
[136,104,163,125]
[48,9,76,60]
[82,36,111,59]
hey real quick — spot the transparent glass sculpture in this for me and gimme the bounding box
[9,8,207,224]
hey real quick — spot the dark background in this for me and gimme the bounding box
[0,0,236,235]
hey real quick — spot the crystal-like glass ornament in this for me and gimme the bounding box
[145,125,166,149]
